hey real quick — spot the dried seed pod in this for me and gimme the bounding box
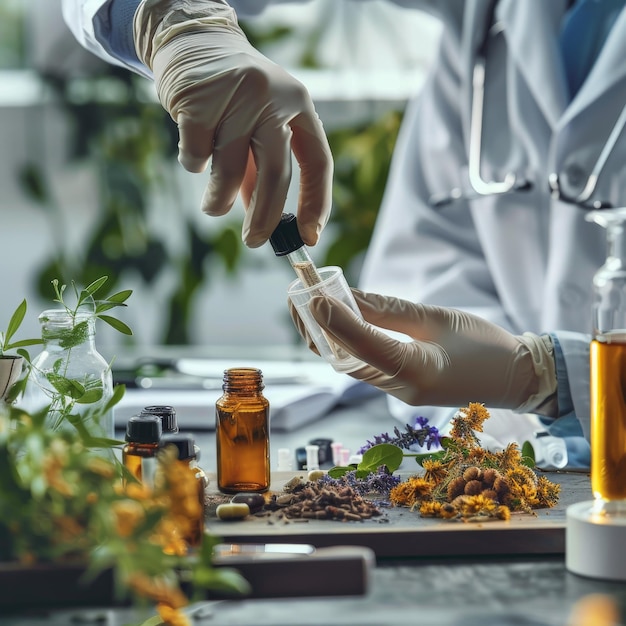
[463,466,482,482]
[493,476,510,499]
[464,479,483,496]
[482,468,499,486]
[481,488,498,501]
[447,476,466,500]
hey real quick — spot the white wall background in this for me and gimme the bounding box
[0,0,441,351]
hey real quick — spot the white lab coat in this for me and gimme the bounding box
[63,0,626,448]
[355,0,626,443]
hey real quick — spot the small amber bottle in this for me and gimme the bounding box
[122,414,162,488]
[159,434,206,553]
[216,367,270,494]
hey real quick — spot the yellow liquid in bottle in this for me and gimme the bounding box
[590,335,626,502]
[216,403,270,493]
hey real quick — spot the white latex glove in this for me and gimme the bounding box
[134,0,333,247]
[290,289,558,414]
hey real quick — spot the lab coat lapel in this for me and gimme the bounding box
[559,6,626,127]
[497,0,569,130]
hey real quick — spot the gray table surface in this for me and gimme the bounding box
[3,390,624,626]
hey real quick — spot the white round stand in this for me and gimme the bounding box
[566,501,626,581]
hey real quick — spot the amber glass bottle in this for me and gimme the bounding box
[216,367,270,493]
[159,434,206,553]
[122,414,162,488]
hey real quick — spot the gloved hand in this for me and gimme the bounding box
[133,0,333,248]
[290,289,558,415]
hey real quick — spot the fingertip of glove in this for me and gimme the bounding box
[299,223,320,246]
[178,153,209,173]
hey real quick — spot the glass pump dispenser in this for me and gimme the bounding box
[588,207,626,513]
[566,207,626,582]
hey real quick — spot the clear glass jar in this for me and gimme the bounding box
[25,309,114,438]
[588,208,626,515]
[215,367,270,494]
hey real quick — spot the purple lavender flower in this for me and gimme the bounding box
[319,467,401,500]
[358,415,441,454]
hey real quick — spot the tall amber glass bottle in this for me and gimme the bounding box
[588,208,626,513]
[216,367,270,493]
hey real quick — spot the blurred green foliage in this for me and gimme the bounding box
[324,110,403,283]
[0,1,26,69]
[19,66,242,345]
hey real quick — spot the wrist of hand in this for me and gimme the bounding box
[134,0,238,69]
[514,333,558,416]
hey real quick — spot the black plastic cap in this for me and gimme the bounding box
[160,433,196,460]
[125,415,162,443]
[141,405,179,434]
[269,213,304,256]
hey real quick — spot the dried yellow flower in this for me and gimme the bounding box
[157,603,192,626]
[86,456,116,479]
[408,403,561,521]
[389,476,433,507]
[421,459,448,485]
[128,573,188,609]
[112,500,145,538]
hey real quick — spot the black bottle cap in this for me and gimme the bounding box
[125,415,162,443]
[269,213,304,256]
[141,405,179,434]
[160,433,196,460]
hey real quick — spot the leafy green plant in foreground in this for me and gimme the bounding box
[0,299,42,357]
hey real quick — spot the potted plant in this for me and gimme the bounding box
[0,299,42,401]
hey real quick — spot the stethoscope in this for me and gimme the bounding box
[429,5,626,211]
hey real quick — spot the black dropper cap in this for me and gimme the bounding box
[160,433,197,460]
[125,414,162,443]
[141,405,179,434]
[269,213,304,256]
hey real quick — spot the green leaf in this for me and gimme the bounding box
[8,338,43,349]
[521,441,536,468]
[104,289,132,304]
[4,376,28,404]
[193,566,251,596]
[413,450,447,467]
[98,315,133,336]
[4,300,27,346]
[84,436,125,448]
[359,443,403,474]
[327,465,357,478]
[75,388,104,404]
[84,276,109,296]
[47,374,86,399]
[104,384,126,412]
[94,302,120,314]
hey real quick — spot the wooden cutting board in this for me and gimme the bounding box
[205,471,591,559]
